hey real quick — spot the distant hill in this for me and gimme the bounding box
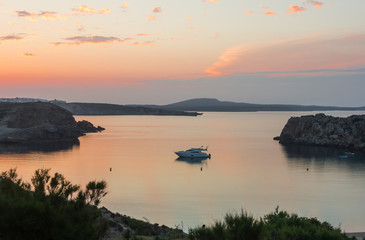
[131,98,365,112]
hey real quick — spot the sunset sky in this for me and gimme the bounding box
[1,0,365,106]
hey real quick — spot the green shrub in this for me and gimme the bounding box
[0,168,108,240]
[188,207,351,240]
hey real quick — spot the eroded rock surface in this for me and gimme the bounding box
[279,113,365,151]
[0,102,104,144]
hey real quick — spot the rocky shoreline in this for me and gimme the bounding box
[0,102,104,144]
[100,207,186,239]
[276,113,365,151]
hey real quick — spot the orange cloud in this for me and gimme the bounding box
[131,41,154,46]
[205,46,244,77]
[136,33,151,36]
[288,4,306,13]
[152,7,162,13]
[121,3,129,9]
[147,16,156,21]
[244,11,257,15]
[264,12,276,17]
[312,1,324,8]
[203,0,218,2]
[100,8,112,14]
[71,5,111,15]
[50,35,130,46]
[261,6,271,10]
[204,34,365,78]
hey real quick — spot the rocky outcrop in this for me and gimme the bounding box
[0,102,104,144]
[278,113,365,151]
[100,207,186,240]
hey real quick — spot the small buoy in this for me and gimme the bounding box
[110,168,112,172]
[306,168,309,171]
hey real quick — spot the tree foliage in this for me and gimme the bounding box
[0,168,108,240]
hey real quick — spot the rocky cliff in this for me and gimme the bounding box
[0,102,104,144]
[278,113,365,151]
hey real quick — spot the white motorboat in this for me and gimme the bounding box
[175,146,211,158]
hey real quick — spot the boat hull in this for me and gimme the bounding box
[175,151,210,158]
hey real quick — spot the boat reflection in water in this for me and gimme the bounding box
[175,156,209,171]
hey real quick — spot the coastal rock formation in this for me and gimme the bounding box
[0,102,104,144]
[100,207,186,240]
[278,113,365,151]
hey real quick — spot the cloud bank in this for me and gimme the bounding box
[15,10,60,21]
[50,35,127,46]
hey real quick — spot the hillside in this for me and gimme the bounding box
[155,98,365,112]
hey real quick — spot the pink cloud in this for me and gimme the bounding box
[121,3,129,9]
[264,12,276,17]
[204,34,365,78]
[203,0,219,3]
[288,4,306,13]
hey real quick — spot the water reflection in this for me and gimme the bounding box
[175,157,209,171]
[175,157,209,164]
[281,144,365,171]
[0,140,79,154]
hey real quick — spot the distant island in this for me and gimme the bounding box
[133,98,365,112]
[2,97,365,114]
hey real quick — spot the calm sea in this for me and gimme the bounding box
[1,111,365,232]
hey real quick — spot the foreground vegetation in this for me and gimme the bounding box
[188,207,352,240]
[0,168,108,240]
[0,168,354,240]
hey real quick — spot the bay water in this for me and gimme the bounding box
[1,111,365,232]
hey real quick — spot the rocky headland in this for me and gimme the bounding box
[0,102,104,144]
[277,113,365,151]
